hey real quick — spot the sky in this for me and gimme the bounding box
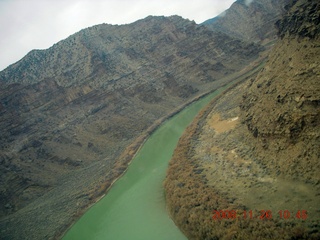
[0,0,236,71]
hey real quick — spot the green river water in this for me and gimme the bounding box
[63,88,224,240]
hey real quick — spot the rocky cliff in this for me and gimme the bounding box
[240,0,320,184]
[164,0,320,239]
[203,0,289,43]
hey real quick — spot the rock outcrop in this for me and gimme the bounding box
[203,0,289,43]
[240,0,320,183]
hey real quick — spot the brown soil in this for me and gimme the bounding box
[207,114,239,134]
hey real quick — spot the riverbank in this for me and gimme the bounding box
[164,3,320,237]
[62,81,228,240]
[164,78,320,239]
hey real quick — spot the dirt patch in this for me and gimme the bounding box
[208,113,239,134]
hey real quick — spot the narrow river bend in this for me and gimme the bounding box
[63,88,225,240]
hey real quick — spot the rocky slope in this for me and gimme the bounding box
[203,0,289,43]
[240,0,320,184]
[164,0,320,239]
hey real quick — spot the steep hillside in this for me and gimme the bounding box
[240,0,320,183]
[165,0,320,239]
[203,0,289,43]
[0,15,265,239]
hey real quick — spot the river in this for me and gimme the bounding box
[63,88,225,240]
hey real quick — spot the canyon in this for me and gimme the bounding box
[0,0,293,239]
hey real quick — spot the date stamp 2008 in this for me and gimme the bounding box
[212,209,308,220]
